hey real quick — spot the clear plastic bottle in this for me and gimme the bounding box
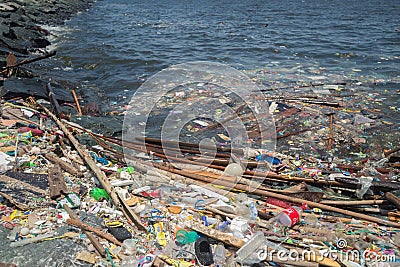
[213,243,227,267]
[236,231,265,263]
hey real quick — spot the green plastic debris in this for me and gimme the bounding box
[90,188,110,201]
[126,166,134,174]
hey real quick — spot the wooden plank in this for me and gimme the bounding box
[48,164,67,199]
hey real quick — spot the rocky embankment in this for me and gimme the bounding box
[0,0,93,55]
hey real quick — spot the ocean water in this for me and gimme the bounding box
[50,0,400,105]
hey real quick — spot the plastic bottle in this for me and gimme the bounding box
[276,206,303,227]
[213,243,227,267]
[236,231,265,264]
[356,176,373,198]
[249,202,258,221]
[10,232,54,247]
[229,217,250,239]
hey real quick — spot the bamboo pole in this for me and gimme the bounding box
[319,199,386,206]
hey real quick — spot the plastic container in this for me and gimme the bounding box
[122,239,137,255]
[236,231,265,263]
[213,243,226,267]
[229,217,250,239]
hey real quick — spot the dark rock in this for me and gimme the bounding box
[3,28,17,40]
[33,37,50,48]
[9,26,40,42]
[0,24,9,36]
[0,37,28,54]
[1,77,75,102]
[0,0,94,53]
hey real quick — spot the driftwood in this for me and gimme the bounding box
[385,146,400,157]
[66,218,122,246]
[0,192,29,210]
[386,192,400,210]
[41,104,146,231]
[194,104,246,134]
[63,204,105,257]
[138,137,242,154]
[47,164,68,199]
[45,83,64,120]
[71,89,82,115]
[287,99,340,108]
[44,153,83,177]
[320,199,386,206]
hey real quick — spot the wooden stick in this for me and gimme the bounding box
[71,89,82,115]
[44,153,84,177]
[45,83,69,120]
[386,192,400,210]
[319,199,386,206]
[66,218,122,246]
[1,51,56,73]
[328,113,334,150]
[384,146,400,157]
[336,164,395,174]
[194,104,246,134]
[41,104,146,231]
[138,137,242,154]
[63,204,105,257]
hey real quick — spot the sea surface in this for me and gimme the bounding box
[47,0,400,106]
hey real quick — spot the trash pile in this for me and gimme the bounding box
[1,81,400,267]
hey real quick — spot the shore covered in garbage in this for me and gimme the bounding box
[1,82,400,267]
[1,1,400,267]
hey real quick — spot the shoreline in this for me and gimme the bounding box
[0,0,94,55]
